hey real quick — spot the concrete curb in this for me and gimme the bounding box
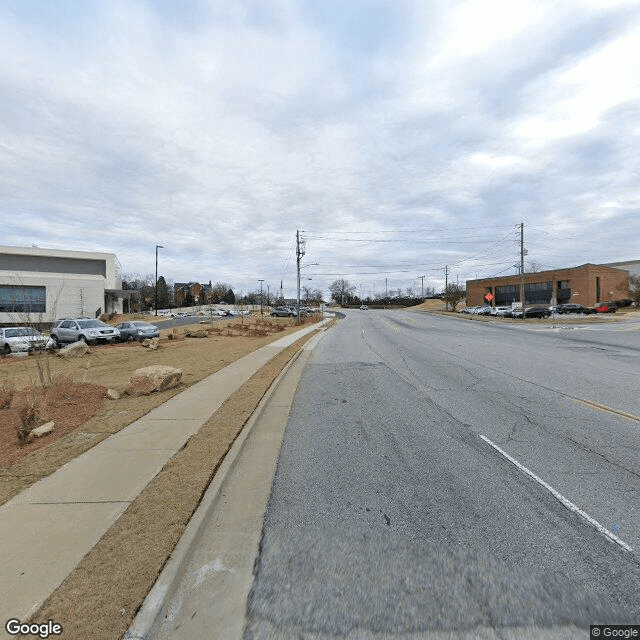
[124,325,328,639]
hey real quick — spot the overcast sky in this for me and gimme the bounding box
[2,0,639,299]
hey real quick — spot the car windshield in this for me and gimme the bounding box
[5,328,33,338]
[77,320,106,328]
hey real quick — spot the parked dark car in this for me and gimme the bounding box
[115,321,160,341]
[555,304,585,314]
[524,306,551,319]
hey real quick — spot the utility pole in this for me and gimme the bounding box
[155,245,163,316]
[267,285,270,308]
[418,275,425,298]
[444,265,449,311]
[519,222,525,320]
[258,279,264,316]
[296,230,305,324]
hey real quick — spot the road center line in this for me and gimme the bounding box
[572,398,640,423]
[478,435,633,553]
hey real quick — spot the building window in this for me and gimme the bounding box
[0,285,46,313]
[495,285,517,295]
[525,281,551,291]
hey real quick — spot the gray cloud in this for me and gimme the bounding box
[1,0,639,298]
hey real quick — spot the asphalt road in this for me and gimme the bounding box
[244,310,640,638]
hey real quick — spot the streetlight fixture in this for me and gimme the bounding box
[155,245,164,316]
[258,279,264,316]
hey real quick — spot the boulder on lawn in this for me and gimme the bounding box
[126,365,182,396]
[141,337,159,349]
[30,421,55,439]
[57,341,90,358]
[186,330,208,338]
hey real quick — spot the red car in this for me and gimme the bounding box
[595,302,617,313]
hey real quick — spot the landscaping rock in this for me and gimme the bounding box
[57,341,90,358]
[30,421,55,439]
[141,337,159,349]
[106,388,120,400]
[126,365,182,396]
[186,330,208,338]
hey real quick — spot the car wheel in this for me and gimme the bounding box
[79,335,87,342]
[2,344,10,355]
[127,334,134,342]
[52,335,61,348]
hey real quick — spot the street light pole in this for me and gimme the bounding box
[258,279,264,316]
[296,230,306,324]
[155,245,163,316]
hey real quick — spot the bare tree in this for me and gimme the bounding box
[630,275,640,306]
[442,283,465,311]
[329,279,355,305]
[122,273,155,311]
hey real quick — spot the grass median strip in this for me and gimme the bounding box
[0,316,318,505]
[28,327,325,640]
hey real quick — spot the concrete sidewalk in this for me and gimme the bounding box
[0,320,328,635]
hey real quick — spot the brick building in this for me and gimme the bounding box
[465,263,629,308]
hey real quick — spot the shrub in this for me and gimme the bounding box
[0,378,16,409]
[15,392,42,445]
[45,373,75,406]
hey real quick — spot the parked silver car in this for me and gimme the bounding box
[50,318,120,346]
[0,327,54,354]
[270,307,295,317]
[115,321,160,342]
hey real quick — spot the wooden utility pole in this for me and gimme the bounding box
[296,230,305,324]
[519,223,525,319]
[444,265,449,311]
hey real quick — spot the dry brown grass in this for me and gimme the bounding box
[0,315,321,504]
[0,377,15,409]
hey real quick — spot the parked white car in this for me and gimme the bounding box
[0,327,54,355]
[490,306,511,317]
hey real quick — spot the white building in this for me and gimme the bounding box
[0,245,129,324]
[600,259,640,278]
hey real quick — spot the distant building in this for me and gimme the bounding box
[599,259,640,278]
[174,282,210,305]
[466,263,630,308]
[0,245,129,324]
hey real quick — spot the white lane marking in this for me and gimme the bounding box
[479,435,633,552]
